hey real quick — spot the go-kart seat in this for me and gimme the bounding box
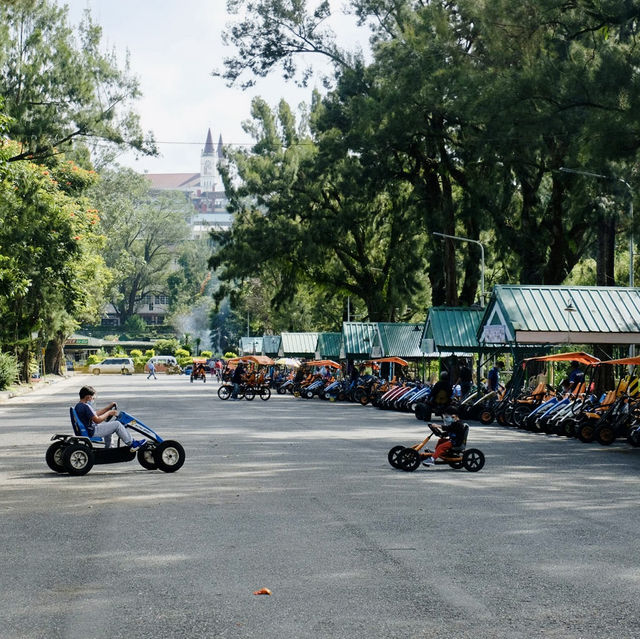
[449,424,469,453]
[69,407,104,444]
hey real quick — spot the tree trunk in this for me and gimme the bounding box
[596,215,616,286]
[44,335,64,375]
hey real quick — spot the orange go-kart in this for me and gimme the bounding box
[387,418,485,473]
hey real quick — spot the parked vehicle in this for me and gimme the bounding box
[89,357,134,375]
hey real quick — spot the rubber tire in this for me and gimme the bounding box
[479,410,494,425]
[218,385,232,400]
[259,387,271,401]
[398,447,421,472]
[305,389,314,399]
[596,426,616,446]
[627,429,640,447]
[62,443,94,475]
[463,448,485,472]
[387,445,405,469]
[277,385,287,395]
[154,440,185,473]
[46,441,67,473]
[512,405,532,428]
[577,422,596,443]
[93,368,100,375]
[448,459,465,469]
[244,388,255,401]
[137,446,158,470]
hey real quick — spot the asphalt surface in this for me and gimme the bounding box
[1,374,640,639]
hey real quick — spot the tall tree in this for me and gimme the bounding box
[0,0,156,163]
[88,168,192,325]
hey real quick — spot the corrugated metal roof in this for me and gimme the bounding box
[316,332,342,358]
[342,322,379,357]
[424,307,485,352]
[280,332,319,356]
[239,337,263,355]
[377,323,423,358]
[261,335,281,355]
[481,285,640,343]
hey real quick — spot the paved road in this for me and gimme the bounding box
[1,374,639,639]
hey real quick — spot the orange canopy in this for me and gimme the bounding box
[306,360,341,369]
[192,358,207,363]
[225,355,274,366]
[365,357,409,367]
[523,351,600,366]
[600,356,640,366]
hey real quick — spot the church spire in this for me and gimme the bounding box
[217,134,224,158]
[203,128,214,154]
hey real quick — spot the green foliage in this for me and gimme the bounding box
[0,0,156,163]
[175,348,190,359]
[0,351,19,390]
[200,350,212,359]
[123,315,146,337]
[177,356,193,368]
[224,351,238,359]
[87,353,103,365]
[144,349,155,358]
[154,338,180,356]
[87,167,191,325]
[129,349,143,358]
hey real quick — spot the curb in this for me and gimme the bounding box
[0,374,77,404]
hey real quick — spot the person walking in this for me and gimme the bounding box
[146,360,157,380]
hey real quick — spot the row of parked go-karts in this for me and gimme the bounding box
[486,352,640,448]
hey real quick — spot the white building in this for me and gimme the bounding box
[145,128,232,237]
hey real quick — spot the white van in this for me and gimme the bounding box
[146,356,178,372]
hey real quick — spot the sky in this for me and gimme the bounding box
[62,0,368,175]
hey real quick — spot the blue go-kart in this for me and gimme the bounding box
[46,406,186,475]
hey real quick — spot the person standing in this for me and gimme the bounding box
[231,362,245,400]
[487,361,505,392]
[457,363,473,398]
[146,360,157,380]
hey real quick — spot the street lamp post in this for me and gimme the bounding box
[433,232,485,306]
[559,167,634,287]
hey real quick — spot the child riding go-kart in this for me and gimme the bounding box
[388,412,485,473]
[46,406,186,476]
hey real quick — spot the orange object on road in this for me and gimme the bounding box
[253,587,272,596]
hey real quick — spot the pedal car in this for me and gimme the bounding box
[46,406,186,475]
[387,419,485,473]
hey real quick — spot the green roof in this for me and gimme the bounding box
[316,332,342,359]
[424,307,485,352]
[261,335,281,356]
[280,332,319,357]
[377,323,423,358]
[341,322,379,358]
[479,285,640,345]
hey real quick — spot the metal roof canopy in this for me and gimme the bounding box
[279,332,320,357]
[422,307,485,353]
[341,322,380,358]
[316,332,342,359]
[261,335,281,356]
[478,285,640,345]
[377,322,423,359]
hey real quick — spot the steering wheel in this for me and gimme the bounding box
[104,403,117,422]
[428,423,443,437]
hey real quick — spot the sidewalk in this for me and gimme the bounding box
[0,374,80,404]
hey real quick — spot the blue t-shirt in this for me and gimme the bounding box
[74,402,96,436]
[488,367,500,390]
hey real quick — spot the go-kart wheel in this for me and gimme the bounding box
[304,389,314,399]
[596,426,616,446]
[244,389,256,401]
[398,447,421,472]
[154,440,185,473]
[479,410,494,425]
[462,448,485,472]
[46,441,67,473]
[359,395,369,406]
[448,459,464,469]
[577,422,596,443]
[62,443,95,475]
[259,387,271,401]
[137,446,158,470]
[387,445,405,469]
[217,385,232,400]
[277,386,287,395]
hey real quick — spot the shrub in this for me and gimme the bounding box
[175,348,190,359]
[130,349,143,358]
[0,352,19,390]
[155,338,180,355]
[178,356,193,368]
[200,350,212,359]
[224,351,238,359]
[144,349,155,359]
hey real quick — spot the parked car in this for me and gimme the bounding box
[145,356,178,373]
[89,357,135,375]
